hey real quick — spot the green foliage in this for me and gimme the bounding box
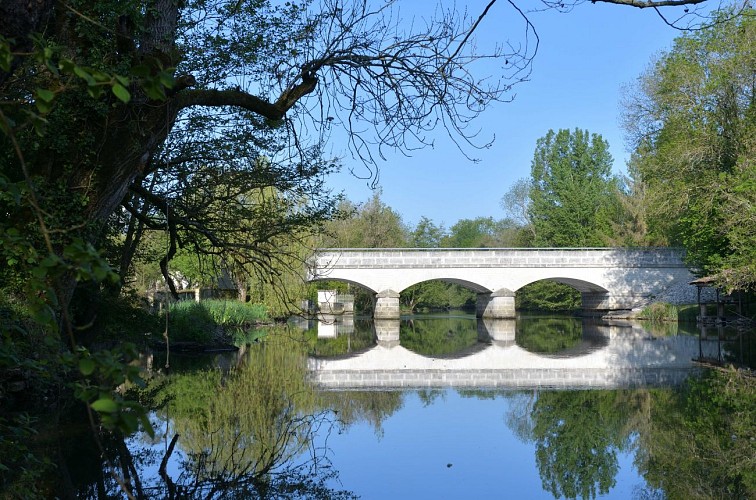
[201,300,268,326]
[322,192,408,248]
[639,369,756,499]
[516,316,583,353]
[68,344,155,439]
[528,128,620,247]
[624,9,756,287]
[164,301,217,343]
[230,327,268,346]
[318,390,404,436]
[529,390,632,499]
[400,316,479,357]
[152,329,345,492]
[0,299,61,402]
[441,216,520,248]
[401,281,475,313]
[306,319,377,357]
[164,300,269,343]
[411,216,446,247]
[516,281,581,312]
[0,414,53,497]
[638,302,698,323]
[86,290,162,342]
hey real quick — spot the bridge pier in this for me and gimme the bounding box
[476,289,516,319]
[374,290,401,319]
[374,319,400,347]
[477,318,516,346]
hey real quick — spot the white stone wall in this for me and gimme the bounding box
[308,248,695,310]
[308,329,708,389]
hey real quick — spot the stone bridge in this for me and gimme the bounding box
[306,248,695,318]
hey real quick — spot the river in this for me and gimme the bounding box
[12,314,756,498]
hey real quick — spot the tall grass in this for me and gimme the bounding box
[201,300,268,326]
[165,300,269,343]
[638,302,698,323]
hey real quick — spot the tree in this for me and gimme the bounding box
[622,9,756,289]
[321,192,408,248]
[637,370,756,499]
[528,128,620,247]
[442,216,519,247]
[529,391,632,499]
[501,177,536,245]
[1,0,522,334]
[411,216,446,248]
[516,281,581,312]
[604,156,665,247]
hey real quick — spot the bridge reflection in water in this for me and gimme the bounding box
[307,317,719,390]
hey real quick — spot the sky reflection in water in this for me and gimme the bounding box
[322,389,645,500]
[304,315,716,499]
[81,314,750,499]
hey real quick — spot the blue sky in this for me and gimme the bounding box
[324,1,687,228]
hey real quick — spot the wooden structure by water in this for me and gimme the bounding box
[690,276,745,326]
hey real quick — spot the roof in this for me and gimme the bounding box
[689,275,720,287]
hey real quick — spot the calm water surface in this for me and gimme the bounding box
[36,314,756,498]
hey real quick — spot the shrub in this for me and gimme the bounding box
[639,302,699,323]
[164,300,269,343]
[165,302,216,343]
[201,300,268,326]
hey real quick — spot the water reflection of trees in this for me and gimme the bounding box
[153,333,346,498]
[515,316,583,354]
[499,369,755,500]
[501,390,640,498]
[49,331,359,498]
[306,318,376,357]
[400,316,480,356]
[636,369,755,499]
[318,390,404,437]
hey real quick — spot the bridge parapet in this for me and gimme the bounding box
[309,248,688,270]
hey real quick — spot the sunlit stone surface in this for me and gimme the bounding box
[308,319,715,389]
[307,248,697,318]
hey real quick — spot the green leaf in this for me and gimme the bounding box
[92,70,110,83]
[120,413,138,433]
[91,398,119,413]
[34,100,52,114]
[158,71,176,88]
[73,65,95,86]
[79,358,96,376]
[59,58,75,73]
[140,413,155,438]
[111,83,131,103]
[35,88,55,103]
[30,266,47,279]
[0,43,11,72]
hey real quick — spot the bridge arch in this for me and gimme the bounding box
[512,277,609,294]
[398,277,490,295]
[308,276,378,294]
[307,248,695,319]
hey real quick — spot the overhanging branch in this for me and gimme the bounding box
[174,73,318,120]
[590,0,707,7]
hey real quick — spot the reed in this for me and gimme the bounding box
[638,302,698,323]
[166,300,269,343]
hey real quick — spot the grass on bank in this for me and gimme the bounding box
[163,300,269,344]
[638,303,699,323]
